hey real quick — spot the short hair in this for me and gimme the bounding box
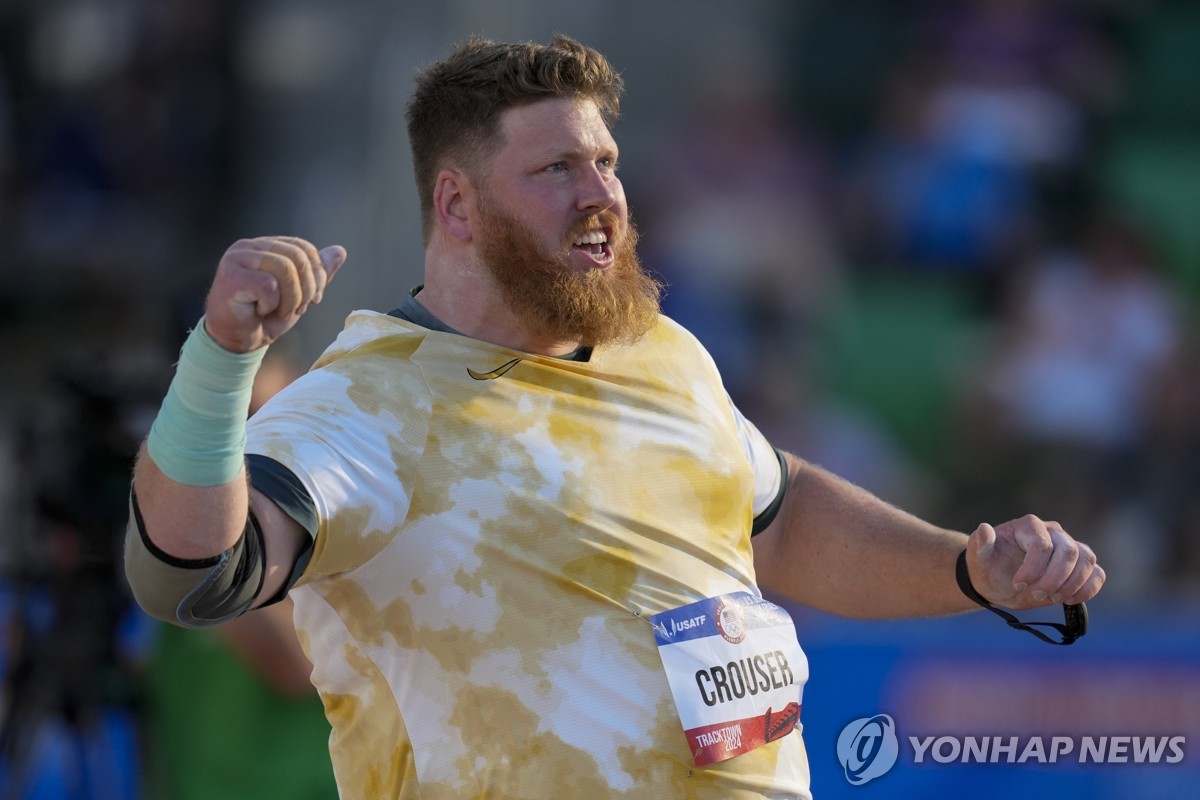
[406,35,624,243]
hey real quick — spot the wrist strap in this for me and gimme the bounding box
[955,549,1088,646]
[147,318,267,486]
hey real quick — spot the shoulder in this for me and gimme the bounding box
[609,314,723,379]
[650,313,702,346]
[312,310,430,371]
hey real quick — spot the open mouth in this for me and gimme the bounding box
[571,227,614,263]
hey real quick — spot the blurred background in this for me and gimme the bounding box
[1,0,1198,797]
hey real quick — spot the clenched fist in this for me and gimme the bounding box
[966,515,1105,610]
[203,236,347,352]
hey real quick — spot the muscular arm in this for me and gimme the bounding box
[125,236,345,625]
[132,446,308,608]
[752,452,1105,619]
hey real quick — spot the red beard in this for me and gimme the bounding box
[475,191,662,348]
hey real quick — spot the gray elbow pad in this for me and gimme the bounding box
[123,488,265,628]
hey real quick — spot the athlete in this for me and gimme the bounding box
[125,35,1105,799]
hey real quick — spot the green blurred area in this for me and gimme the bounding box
[146,625,337,800]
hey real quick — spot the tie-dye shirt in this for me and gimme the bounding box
[245,310,811,799]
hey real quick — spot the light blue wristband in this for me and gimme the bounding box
[147,318,268,486]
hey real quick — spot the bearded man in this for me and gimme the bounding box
[125,35,1104,800]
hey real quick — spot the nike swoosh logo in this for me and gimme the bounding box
[467,358,522,381]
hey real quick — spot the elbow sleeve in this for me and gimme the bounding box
[123,488,266,628]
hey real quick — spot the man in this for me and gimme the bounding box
[126,35,1104,799]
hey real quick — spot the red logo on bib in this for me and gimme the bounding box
[715,600,746,644]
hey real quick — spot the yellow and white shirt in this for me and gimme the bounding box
[245,310,811,799]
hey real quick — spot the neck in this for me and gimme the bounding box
[418,250,582,357]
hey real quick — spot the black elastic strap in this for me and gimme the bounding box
[126,486,267,627]
[130,484,221,569]
[181,511,268,624]
[955,549,1088,646]
[751,447,790,536]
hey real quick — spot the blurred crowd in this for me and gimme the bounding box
[1,0,1199,796]
[636,0,1200,604]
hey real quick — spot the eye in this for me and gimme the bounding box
[544,161,568,173]
[598,157,618,172]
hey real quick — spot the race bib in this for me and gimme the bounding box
[650,592,807,766]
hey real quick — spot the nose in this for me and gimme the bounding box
[576,164,618,214]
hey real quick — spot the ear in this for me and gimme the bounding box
[433,169,473,243]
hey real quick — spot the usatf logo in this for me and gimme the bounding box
[658,613,705,640]
[837,714,899,785]
[467,358,522,381]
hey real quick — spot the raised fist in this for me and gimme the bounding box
[203,236,346,352]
